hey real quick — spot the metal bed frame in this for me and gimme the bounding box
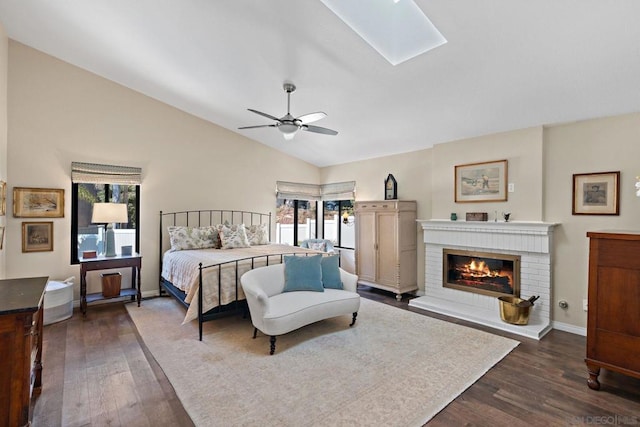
[158,209,323,340]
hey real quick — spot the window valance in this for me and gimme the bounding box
[71,162,142,185]
[276,181,355,201]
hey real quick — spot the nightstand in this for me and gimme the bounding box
[80,253,142,315]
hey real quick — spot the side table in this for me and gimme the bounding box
[80,253,142,315]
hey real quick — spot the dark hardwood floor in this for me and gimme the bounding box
[33,288,640,426]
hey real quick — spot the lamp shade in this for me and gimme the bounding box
[91,203,128,224]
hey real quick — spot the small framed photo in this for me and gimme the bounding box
[455,159,508,203]
[13,187,64,218]
[572,171,620,215]
[0,181,6,215]
[22,221,54,252]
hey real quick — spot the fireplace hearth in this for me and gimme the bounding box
[443,249,520,298]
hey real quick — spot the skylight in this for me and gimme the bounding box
[320,0,447,66]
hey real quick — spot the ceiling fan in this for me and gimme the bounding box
[239,83,338,140]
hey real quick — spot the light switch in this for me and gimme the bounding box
[508,183,515,192]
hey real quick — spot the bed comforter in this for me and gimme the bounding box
[161,243,319,323]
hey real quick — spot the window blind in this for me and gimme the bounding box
[276,181,322,201]
[71,162,142,185]
[276,181,355,201]
[320,181,356,201]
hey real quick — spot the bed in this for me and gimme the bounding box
[158,209,322,340]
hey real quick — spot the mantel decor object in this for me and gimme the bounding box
[466,212,488,221]
[384,174,397,200]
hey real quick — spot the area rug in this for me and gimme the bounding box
[126,297,518,427]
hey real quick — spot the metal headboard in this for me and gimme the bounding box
[158,209,272,276]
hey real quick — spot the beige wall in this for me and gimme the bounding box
[544,113,640,329]
[322,121,640,330]
[7,41,318,297]
[431,127,544,221]
[0,25,7,278]
[321,127,543,302]
[6,40,640,331]
[321,149,433,293]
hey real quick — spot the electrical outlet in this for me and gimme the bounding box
[583,299,588,312]
[508,183,515,192]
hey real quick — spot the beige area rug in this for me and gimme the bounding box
[127,297,518,427]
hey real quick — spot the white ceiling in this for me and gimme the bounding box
[1,1,640,167]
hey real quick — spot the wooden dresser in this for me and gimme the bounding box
[355,200,417,301]
[586,231,640,390]
[0,276,48,426]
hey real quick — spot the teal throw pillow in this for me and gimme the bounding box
[283,255,324,292]
[321,255,343,289]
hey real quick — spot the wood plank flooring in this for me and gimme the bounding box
[32,288,640,426]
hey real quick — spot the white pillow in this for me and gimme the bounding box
[217,223,251,249]
[168,226,219,251]
[246,223,269,246]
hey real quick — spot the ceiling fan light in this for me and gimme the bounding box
[278,122,299,135]
[283,132,296,141]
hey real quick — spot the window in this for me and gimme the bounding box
[274,180,354,247]
[323,200,354,249]
[70,162,141,264]
[275,199,317,245]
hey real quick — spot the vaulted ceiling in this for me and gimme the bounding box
[1,1,640,167]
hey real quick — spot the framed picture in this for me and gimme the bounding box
[13,187,64,218]
[0,226,4,250]
[0,181,5,216]
[455,160,508,203]
[572,171,620,215]
[22,221,54,252]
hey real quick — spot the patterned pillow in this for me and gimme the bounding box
[168,226,219,251]
[246,223,269,246]
[309,242,326,251]
[217,223,251,249]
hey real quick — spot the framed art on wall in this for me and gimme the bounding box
[0,181,6,216]
[13,187,64,218]
[455,159,508,203]
[572,171,620,215]
[22,221,54,252]
[0,226,4,250]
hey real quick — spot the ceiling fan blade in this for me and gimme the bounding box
[296,112,327,124]
[238,124,277,130]
[302,124,338,136]
[247,109,282,122]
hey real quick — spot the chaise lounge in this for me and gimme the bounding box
[241,256,360,354]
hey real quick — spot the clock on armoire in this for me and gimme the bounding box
[384,174,397,200]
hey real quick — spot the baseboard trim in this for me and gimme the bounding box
[552,321,586,336]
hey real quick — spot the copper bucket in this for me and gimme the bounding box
[498,295,539,325]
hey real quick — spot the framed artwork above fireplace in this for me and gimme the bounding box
[454,159,508,203]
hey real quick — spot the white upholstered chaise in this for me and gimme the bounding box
[241,262,360,354]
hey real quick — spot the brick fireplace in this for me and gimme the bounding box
[409,220,557,339]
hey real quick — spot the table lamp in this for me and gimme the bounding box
[91,203,128,257]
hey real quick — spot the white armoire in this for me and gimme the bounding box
[355,200,417,300]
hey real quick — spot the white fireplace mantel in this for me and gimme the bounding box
[419,220,557,254]
[410,219,558,339]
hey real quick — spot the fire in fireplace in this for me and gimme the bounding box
[443,249,520,298]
